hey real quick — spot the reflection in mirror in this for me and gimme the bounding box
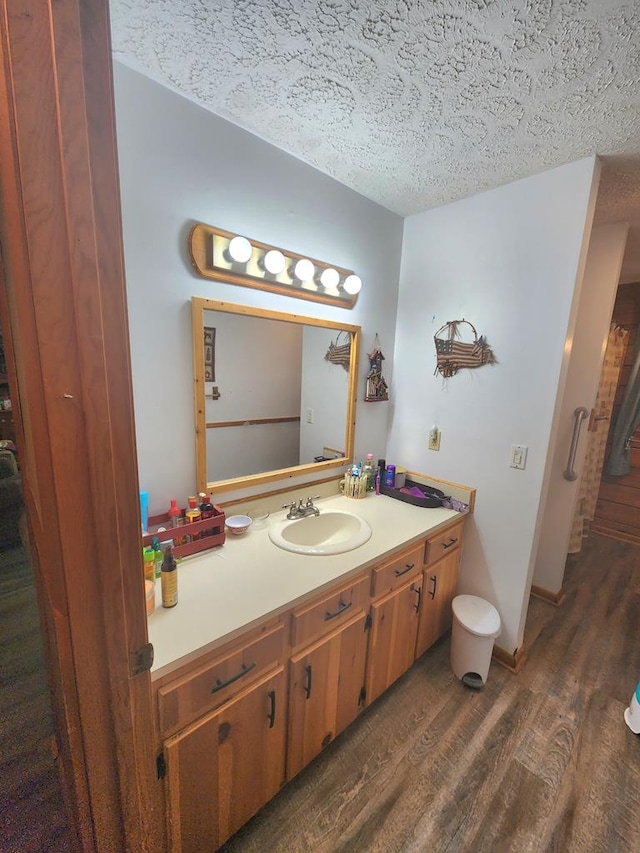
[192,298,360,494]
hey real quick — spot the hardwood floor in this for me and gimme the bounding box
[1,530,637,853]
[221,533,640,853]
[0,541,72,852]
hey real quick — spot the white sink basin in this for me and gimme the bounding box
[268,510,372,556]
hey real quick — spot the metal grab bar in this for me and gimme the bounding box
[563,407,589,481]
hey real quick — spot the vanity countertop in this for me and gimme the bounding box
[148,492,463,677]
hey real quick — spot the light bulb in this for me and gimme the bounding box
[263,249,286,275]
[294,258,315,281]
[320,267,340,289]
[228,236,252,263]
[343,274,362,295]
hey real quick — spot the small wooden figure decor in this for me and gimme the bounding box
[324,331,351,371]
[365,334,389,401]
[434,319,495,379]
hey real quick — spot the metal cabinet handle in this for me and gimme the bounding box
[394,562,415,577]
[211,661,256,693]
[442,538,458,550]
[324,599,352,621]
[304,664,313,699]
[414,584,422,613]
[428,575,437,600]
[267,690,276,728]
[563,407,589,481]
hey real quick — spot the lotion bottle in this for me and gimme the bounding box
[161,545,178,608]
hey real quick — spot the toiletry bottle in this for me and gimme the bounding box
[139,490,149,534]
[377,459,386,494]
[161,545,178,608]
[143,546,155,584]
[363,453,375,491]
[199,492,214,537]
[385,464,396,488]
[186,495,202,540]
[152,536,163,579]
[168,499,181,528]
[175,516,188,546]
[168,500,187,545]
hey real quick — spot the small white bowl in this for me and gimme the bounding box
[225,514,253,536]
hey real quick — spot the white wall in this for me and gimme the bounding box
[532,222,629,596]
[113,62,403,514]
[299,326,351,463]
[203,311,302,481]
[388,158,600,654]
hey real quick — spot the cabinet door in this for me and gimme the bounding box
[287,610,368,780]
[164,666,286,853]
[365,576,422,705]
[415,550,460,658]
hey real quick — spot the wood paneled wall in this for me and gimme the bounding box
[593,282,640,543]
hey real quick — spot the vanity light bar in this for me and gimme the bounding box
[189,222,361,308]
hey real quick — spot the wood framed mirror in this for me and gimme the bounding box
[192,297,360,494]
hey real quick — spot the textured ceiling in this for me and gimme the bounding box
[110,0,640,282]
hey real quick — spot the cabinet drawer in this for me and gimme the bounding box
[370,543,423,598]
[158,621,285,737]
[424,521,464,566]
[290,574,369,648]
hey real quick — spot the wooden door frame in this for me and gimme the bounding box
[0,2,162,850]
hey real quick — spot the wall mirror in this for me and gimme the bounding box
[192,297,360,494]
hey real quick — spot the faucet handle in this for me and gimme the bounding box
[282,500,301,519]
[306,495,321,505]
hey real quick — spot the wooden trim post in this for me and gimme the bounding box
[0,1,163,849]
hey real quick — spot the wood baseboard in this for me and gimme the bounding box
[530,584,566,607]
[590,525,640,547]
[492,644,526,674]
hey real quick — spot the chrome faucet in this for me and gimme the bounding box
[282,496,321,519]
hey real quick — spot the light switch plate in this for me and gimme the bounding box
[509,444,528,469]
[428,427,441,451]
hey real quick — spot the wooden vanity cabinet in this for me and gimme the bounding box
[415,521,464,659]
[286,575,369,779]
[154,516,467,852]
[287,610,368,778]
[164,666,286,853]
[365,544,423,705]
[155,621,287,852]
[157,621,285,738]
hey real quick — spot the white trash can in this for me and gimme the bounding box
[624,682,640,733]
[451,595,501,688]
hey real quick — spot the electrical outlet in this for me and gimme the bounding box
[306,407,314,424]
[428,427,441,451]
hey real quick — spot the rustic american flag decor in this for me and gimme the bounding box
[434,319,496,379]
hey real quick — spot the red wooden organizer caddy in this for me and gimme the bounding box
[142,505,226,559]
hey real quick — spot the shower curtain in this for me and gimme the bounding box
[568,324,629,553]
[606,326,640,477]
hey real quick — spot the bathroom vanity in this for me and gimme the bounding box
[148,488,470,851]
